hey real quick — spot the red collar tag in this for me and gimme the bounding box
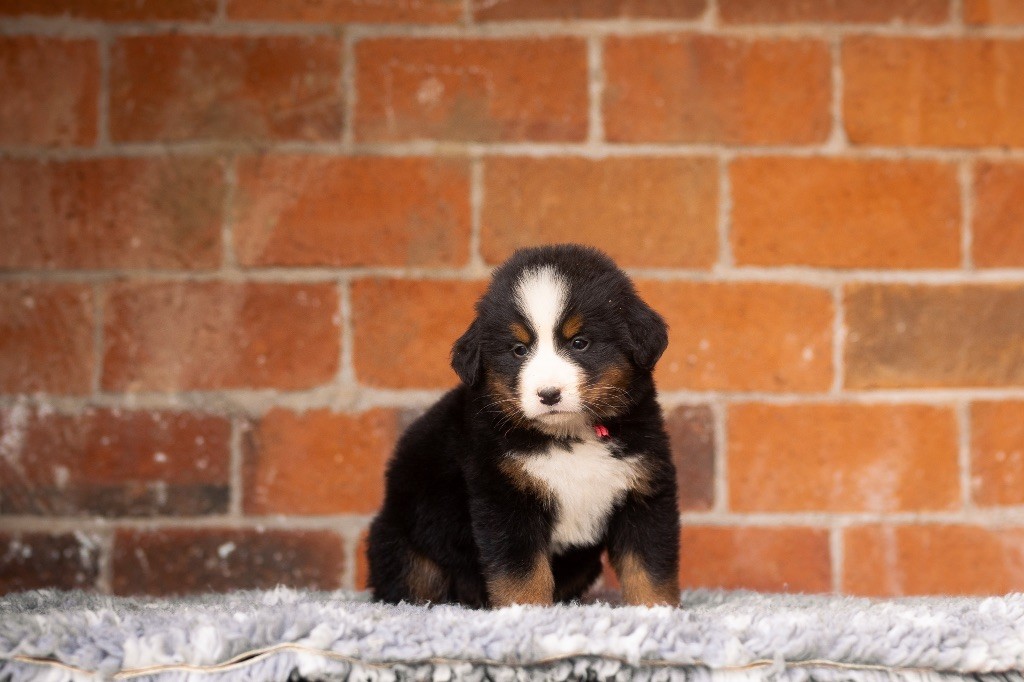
[594,424,610,439]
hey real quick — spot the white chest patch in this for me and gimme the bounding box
[515,438,642,553]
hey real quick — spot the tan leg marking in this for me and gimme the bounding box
[406,550,448,602]
[487,552,555,607]
[614,552,679,607]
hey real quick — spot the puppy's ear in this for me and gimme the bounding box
[624,298,668,370]
[451,317,483,386]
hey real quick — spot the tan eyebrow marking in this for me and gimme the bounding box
[561,313,583,339]
[510,322,530,344]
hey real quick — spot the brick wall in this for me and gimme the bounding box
[2,0,1024,598]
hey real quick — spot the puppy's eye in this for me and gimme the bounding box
[512,343,529,357]
[570,336,590,351]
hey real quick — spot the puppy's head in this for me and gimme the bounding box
[451,244,667,436]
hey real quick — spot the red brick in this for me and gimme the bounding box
[731,158,960,268]
[680,526,831,593]
[845,284,1024,388]
[112,528,344,595]
[845,37,1024,147]
[665,405,715,511]
[971,402,1024,507]
[355,38,588,143]
[604,35,831,144]
[473,0,705,20]
[103,281,339,391]
[481,157,718,269]
[355,529,370,591]
[352,278,486,388]
[0,283,93,395]
[720,0,947,24]
[244,408,405,515]
[637,281,833,391]
[965,0,1024,24]
[228,0,462,22]
[0,406,229,517]
[845,525,1024,596]
[0,158,224,270]
[234,156,470,267]
[0,37,97,147]
[0,0,217,19]
[729,403,959,512]
[0,533,101,594]
[973,161,1024,267]
[110,35,342,143]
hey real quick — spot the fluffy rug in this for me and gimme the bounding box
[2,588,1024,681]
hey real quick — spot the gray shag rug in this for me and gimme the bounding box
[2,588,1024,681]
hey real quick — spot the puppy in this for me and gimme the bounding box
[367,244,679,608]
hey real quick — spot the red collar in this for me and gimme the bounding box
[594,424,610,439]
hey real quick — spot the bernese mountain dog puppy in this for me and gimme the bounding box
[367,244,679,608]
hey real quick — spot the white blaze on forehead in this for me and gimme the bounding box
[514,266,582,419]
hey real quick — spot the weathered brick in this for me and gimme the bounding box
[227,0,462,22]
[973,161,1024,267]
[729,403,959,512]
[355,38,588,142]
[0,37,98,147]
[845,525,1024,595]
[112,528,344,595]
[604,35,831,144]
[244,408,405,515]
[720,0,947,24]
[637,281,833,391]
[845,284,1024,388]
[0,406,230,517]
[110,35,342,143]
[352,279,486,388]
[0,283,93,395]
[665,405,714,511]
[0,532,101,594]
[103,282,339,391]
[473,0,705,20]
[482,157,718,269]
[234,156,470,268]
[731,158,960,268]
[680,526,831,593]
[0,158,224,270]
[965,0,1024,24]
[844,37,1024,147]
[971,402,1024,507]
[0,0,217,19]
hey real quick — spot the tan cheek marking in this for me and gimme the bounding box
[510,322,530,344]
[561,313,583,339]
[406,550,447,602]
[487,553,554,607]
[614,552,679,607]
[581,360,634,418]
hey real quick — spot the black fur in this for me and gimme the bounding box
[367,244,680,607]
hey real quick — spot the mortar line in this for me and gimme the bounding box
[587,35,605,145]
[712,400,728,512]
[715,154,734,268]
[96,29,111,149]
[95,527,115,595]
[959,158,975,269]
[338,278,356,386]
[704,0,720,27]
[468,155,487,271]
[341,28,356,149]
[229,416,244,517]
[831,284,845,394]
[958,400,973,510]
[221,157,238,269]
[827,34,848,151]
[462,0,473,25]
[215,0,229,22]
[90,283,105,395]
[829,526,844,594]
[951,0,965,27]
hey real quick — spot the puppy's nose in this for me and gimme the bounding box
[537,387,562,406]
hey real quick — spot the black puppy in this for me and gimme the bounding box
[367,244,679,607]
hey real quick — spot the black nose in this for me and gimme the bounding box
[537,388,562,406]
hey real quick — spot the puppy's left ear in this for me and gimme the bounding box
[451,317,483,386]
[624,298,668,370]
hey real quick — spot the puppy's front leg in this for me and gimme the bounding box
[471,496,553,607]
[606,486,680,607]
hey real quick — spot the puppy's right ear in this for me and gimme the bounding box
[451,318,483,386]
